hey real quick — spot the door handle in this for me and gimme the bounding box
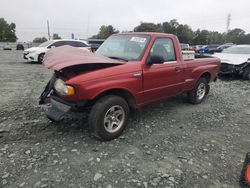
[133,72,142,77]
[175,67,182,72]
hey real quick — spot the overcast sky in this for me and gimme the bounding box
[1,0,250,42]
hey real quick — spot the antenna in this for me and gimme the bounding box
[226,14,231,33]
[47,20,51,40]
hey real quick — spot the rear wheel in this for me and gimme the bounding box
[188,78,209,104]
[88,95,130,141]
[242,67,250,80]
[38,53,45,63]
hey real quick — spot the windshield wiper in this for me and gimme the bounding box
[108,56,129,62]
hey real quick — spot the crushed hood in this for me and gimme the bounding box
[43,45,125,71]
[213,53,250,65]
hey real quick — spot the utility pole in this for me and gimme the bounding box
[226,14,231,34]
[225,14,231,43]
[47,20,51,40]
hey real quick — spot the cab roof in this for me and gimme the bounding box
[113,32,176,38]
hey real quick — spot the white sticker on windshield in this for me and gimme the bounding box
[130,37,146,43]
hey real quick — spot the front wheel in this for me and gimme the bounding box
[38,53,45,63]
[88,95,130,141]
[188,78,209,104]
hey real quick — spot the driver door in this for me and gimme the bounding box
[142,38,184,103]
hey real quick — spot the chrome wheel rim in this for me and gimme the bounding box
[197,83,206,100]
[104,105,125,133]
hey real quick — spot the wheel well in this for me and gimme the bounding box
[244,62,250,69]
[38,53,45,61]
[89,89,137,110]
[200,72,211,82]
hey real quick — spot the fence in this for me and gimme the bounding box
[0,42,40,50]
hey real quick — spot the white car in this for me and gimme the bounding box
[23,39,91,63]
[3,44,12,50]
[213,45,250,80]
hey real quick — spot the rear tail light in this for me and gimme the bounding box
[240,153,250,187]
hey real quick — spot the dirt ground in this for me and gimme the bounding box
[0,50,250,188]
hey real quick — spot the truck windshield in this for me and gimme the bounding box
[95,35,150,61]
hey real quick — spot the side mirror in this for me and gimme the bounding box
[147,55,164,65]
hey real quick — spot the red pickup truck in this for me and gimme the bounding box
[39,32,220,141]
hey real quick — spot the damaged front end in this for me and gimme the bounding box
[39,63,122,121]
[39,71,79,121]
[220,62,250,76]
[39,46,125,121]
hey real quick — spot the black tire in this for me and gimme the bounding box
[188,78,209,104]
[38,53,45,63]
[242,66,250,80]
[88,95,130,141]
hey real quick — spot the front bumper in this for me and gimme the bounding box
[46,96,87,121]
[39,73,86,121]
[219,62,248,76]
[46,96,73,121]
[23,52,37,61]
[219,63,238,75]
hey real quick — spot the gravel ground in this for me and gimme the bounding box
[0,50,250,188]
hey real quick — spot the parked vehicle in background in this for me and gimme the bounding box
[39,32,220,141]
[16,43,24,50]
[180,43,190,50]
[87,39,105,52]
[3,43,12,50]
[217,43,234,50]
[197,44,220,54]
[213,45,250,80]
[212,43,235,53]
[189,45,196,51]
[23,39,91,63]
[194,45,205,53]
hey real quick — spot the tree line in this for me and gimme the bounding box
[92,19,250,45]
[0,18,17,42]
[0,18,62,43]
[33,33,61,43]
[1,17,250,45]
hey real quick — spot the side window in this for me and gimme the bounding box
[76,42,87,47]
[49,41,66,47]
[150,38,176,63]
[64,41,87,47]
[64,41,77,47]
